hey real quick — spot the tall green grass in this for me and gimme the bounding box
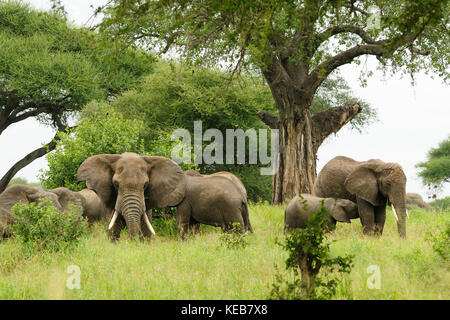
[0,204,448,299]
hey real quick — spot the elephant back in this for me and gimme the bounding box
[313,156,358,202]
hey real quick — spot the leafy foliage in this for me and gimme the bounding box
[100,0,448,82]
[218,222,249,249]
[416,135,450,194]
[425,224,450,260]
[11,198,88,253]
[429,197,450,212]
[270,203,353,299]
[39,107,145,190]
[0,1,155,189]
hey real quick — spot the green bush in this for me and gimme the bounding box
[429,197,450,212]
[425,224,450,260]
[218,223,249,249]
[39,106,145,190]
[270,204,353,300]
[11,199,88,253]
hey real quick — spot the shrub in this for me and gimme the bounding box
[11,199,88,253]
[218,223,249,249]
[425,224,450,260]
[429,197,450,212]
[39,106,145,190]
[270,204,353,300]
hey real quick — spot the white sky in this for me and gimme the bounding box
[1,0,449,200]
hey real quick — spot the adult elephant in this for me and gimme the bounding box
[313,156,408,238]
[49,187,111,222]
[77,153,252,241]
[184,170,253,234]
[77,153,184,241]
[0,184,63,238]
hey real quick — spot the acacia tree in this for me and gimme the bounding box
[0,1,154,192]
[100,0,449,203]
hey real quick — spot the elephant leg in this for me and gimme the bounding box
[176,201,191,240]
[139,209,153,242]
[374,205,386,236]
[189,217,200,235]
[108,215,126,242]
[356,198,376,236]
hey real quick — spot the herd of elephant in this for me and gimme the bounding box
[0,152,408,241]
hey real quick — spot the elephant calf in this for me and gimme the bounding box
[284,194,359,232]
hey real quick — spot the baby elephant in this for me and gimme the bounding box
[284,194,359,232]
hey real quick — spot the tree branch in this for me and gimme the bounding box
[257,110,280,129]
[311,103,361,147]
[0,125,75,193]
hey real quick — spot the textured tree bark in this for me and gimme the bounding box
[272,115,317,204]
[258,98,361,204]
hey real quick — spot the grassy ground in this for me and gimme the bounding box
[0,204,448,299]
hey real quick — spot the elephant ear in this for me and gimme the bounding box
[344,164,379,206]
[325,198,351,223]
[144,156,186,208]
[77,154,121,207]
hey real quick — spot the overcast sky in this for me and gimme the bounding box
[1,0,449,200]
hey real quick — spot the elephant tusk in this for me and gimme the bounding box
[108,210,118,230]
[391,205,399,222]
[143,213,156,236]
[406,209,409,218]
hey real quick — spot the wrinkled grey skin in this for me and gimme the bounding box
[313,156,407,238]
[284,194,358,232]
[183,170,253,235]
[77,189,111,222]
[77,152,185,241]
[49,187,84,217]
[0,184,63,239]
[49,187,111,222]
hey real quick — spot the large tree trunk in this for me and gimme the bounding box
[259,99,361,205]
[273,114,317,204]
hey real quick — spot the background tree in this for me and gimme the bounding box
[0,1,154,192]
[83,61,373,202]
[39,107,146,191]
[416,135,450,197]
[99,0,449,203]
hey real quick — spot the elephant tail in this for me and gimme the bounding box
[242,201,254,233]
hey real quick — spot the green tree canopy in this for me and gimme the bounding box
[99,0,449,203]
[82,61,374,202]
[416,135,450,193]
[0,1,155,192]
[39,107,146,191]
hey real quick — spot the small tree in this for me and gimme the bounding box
[416,135,450,197]
[271,204,353,299]
[11,199,88,253]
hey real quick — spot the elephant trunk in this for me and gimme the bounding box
[120,193,144,240]
[390,192,407,238]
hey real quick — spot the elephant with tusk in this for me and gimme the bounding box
[313,156,408,238]
[77,152,184,241]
